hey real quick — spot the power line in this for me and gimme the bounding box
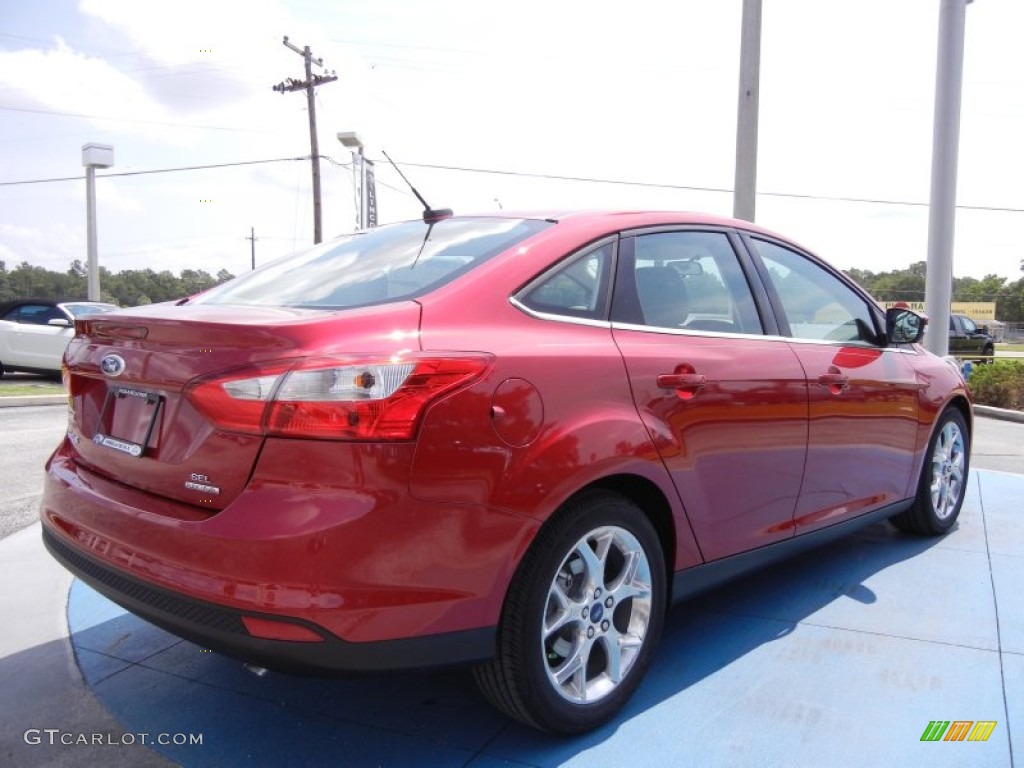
[0,105,283,134]
[378,159,1024,214]
[0,31,144,59]
[1,150,1022,215]
[0,155,320,186]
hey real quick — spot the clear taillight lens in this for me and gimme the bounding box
[186,356,491,441]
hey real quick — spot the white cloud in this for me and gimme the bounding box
[0,0,1021,281]
[0,38,166,125]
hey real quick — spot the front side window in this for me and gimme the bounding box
[612,231,762,334]
[194,217,552,309]
[752,238,881,345]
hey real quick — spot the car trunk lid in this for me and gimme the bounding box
[64,302,423,511]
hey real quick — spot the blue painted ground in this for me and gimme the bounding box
[67,469,1021,767]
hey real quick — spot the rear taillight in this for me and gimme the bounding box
[186,355,491,440]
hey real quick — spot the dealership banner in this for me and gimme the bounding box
[365,159,377,228]
[881,301,996,322]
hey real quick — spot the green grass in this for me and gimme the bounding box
[968,360,1024,410]
[999,343,1024,352]
[0,382,65,397]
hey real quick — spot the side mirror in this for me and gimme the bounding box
[886,307,926,345]
[47,317,72,328]
[978,324,989,335]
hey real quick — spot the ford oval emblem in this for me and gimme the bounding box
[100,354,126,377]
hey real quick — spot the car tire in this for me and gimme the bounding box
[473,489,666,734]
[982,344,995,363]
[890,408,970,536]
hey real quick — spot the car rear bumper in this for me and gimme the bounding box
[43,526,496,673]
[39,437,534,671]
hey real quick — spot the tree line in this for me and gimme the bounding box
[845,261,1024,323]
[0,260,235,307]
[3,256,1023,323]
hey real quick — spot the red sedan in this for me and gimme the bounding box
[41,211,970,733]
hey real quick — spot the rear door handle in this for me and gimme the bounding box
[657,373,707,399]
[657,373,707,389]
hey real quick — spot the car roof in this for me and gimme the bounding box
[442,209,794,241]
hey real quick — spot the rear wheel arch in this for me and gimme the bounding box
[591,474,677,596]
[475,484,669,732]
[506,474,678,614]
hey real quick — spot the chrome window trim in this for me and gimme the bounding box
[509,296,613,329]
[512,235,618,322]
[782,334,919,354]
[609,320,778,343]
[609,319,921,354]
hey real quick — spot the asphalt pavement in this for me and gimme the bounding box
[1,396,1022,767]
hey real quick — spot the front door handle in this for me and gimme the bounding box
[817,371,849,395]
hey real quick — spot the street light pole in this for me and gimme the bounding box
[82,143,114,301]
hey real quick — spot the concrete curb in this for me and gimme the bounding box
[973,403,1024,424]
[0,394,67,408]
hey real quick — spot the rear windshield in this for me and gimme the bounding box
[193,217,552,309]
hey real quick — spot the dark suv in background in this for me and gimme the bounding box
[949,313,995,362]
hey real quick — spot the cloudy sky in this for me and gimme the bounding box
[1,0,1022,281]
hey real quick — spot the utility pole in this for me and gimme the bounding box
[273,36,337,244]
[923,0,972,357]
[733,0,762,222]
[246,227,257,270]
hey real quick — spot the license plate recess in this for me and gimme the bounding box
[93,386,163,458]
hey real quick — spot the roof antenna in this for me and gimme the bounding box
[381,151,453,223]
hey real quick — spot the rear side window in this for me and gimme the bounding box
[517,242,613,320]
[194,218,552,309]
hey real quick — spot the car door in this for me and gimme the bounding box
[5,304,73,369]
[610,229,809,562]
[745,236,921,532]
[958,315,984,354]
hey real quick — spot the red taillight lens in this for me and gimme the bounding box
[186,362,292,435]
[186,356,491,441]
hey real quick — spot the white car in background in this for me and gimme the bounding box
[0,299,118,376]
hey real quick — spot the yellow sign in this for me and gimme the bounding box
[881,301,996,322]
